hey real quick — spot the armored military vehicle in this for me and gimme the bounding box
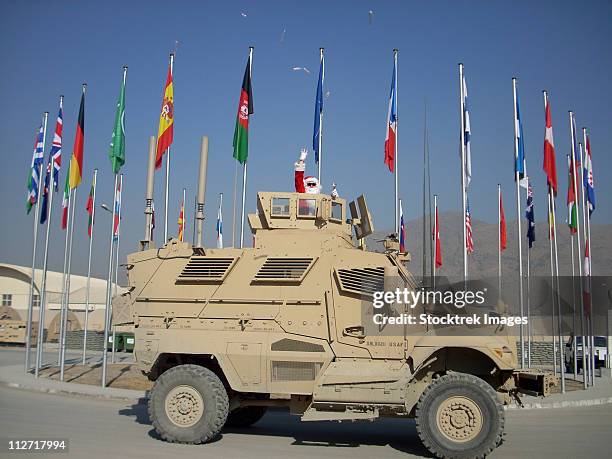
[114,181,551,458]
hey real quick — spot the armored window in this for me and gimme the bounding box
[253,257,316,283]
[335,267,385,296]
[271,197,291,217]
[176,257,237,283]
[297,199,317,218]
[2,294,12,306]
[330,202,342,222]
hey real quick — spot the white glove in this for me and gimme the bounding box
[331,182,338,199]
[294,160,305,172]
[299,148,308,161]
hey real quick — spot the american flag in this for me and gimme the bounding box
[465,200,474,254]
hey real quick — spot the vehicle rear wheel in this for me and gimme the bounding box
[415,372,504,459]
[148,364,229,444]
[225,406,267,428]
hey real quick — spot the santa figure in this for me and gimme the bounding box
[294,148,339,197]
[294,148,321,194]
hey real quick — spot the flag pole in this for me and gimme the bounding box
[317,47,324,186]
[569,111,585,390]
[526,182,532,368]
[27,111,48,374]
[181,187,186,240]
[111,173,123,364]
[498,184,501,296]
[102,173,118,387]
[218,193,224,248]
[59,188,77,381]
[422,103,427,282]
[82,168,97,365]
[59,185,78,380]
[569,201,578,380]
[458,64,468,282]
[433,194,437,290]
[546,191,558,376]
[239,46,253,249]
[578,141,594,386]
[163,53,174,243]
[512,78,525,368]
[393,49,399,236]
[232,161,237,247]
[550,176,565,392]
[142,136,155,250]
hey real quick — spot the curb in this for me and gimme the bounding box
[0,380,146,402]
[504,396,612,410]
[2,377,611,410]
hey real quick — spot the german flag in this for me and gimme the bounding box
[69,87,86,188]
[177,198,184,241]
[155,61,174,169]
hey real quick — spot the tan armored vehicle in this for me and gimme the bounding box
[115,184,548,458]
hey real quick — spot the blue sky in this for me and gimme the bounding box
[1,0,610,280]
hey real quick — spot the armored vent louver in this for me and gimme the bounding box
[336,267,385,296]
[271,361,323,381]
[271,338,325,353]
[253,257,315,283]
[176,257,236,283]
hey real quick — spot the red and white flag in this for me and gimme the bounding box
[465,201,474,254]
[499,192,507,251]
[434,205,442,268]
[543,96,558,196]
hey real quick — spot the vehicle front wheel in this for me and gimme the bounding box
[415,372,504,459]
[148,364,229,444]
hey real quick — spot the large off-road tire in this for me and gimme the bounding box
[415,372,504,459]
[225,406,267,428]
[148,364,229,444]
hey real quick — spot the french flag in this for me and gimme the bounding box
[384,58,397,173]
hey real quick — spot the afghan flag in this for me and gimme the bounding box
[155,62,174,169]
[567,155,578,234]
[542,96,557,196]
[233,53,253,165]
[61,166,70,230]
[68,89,85,189]
[177,198,185,242]
[86,174,96,237]
[499,191,507,251]
[109,70,126,174]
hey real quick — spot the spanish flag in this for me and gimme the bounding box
[69,88,86,189]
[155,61,174,169]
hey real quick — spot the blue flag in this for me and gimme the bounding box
[313,53,324,163]
[515,94,527,187]
[526,184,535,248]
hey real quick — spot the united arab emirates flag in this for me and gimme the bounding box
[233,54,253,165]
[109,72,126,174]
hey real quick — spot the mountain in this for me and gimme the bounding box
[366,211,612,280]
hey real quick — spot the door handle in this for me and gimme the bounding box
[343,325,366,339]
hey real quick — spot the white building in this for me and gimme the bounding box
[0,263,124,339]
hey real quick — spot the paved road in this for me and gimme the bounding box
[0,385,610,459]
